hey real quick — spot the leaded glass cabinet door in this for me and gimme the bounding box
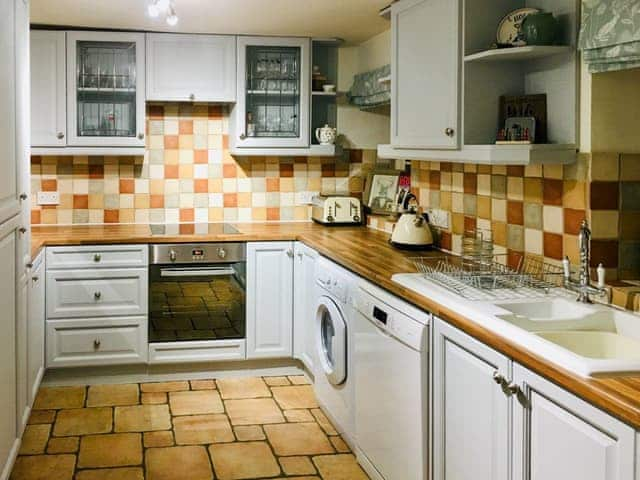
[66,31,146,147]
[235,36,310,148]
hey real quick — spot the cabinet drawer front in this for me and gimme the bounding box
[47,268,148,319]
[46,245,148,269]
[148,340,246,365]
[46,320,147,368]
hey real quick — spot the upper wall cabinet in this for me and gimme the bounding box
[391,0,460,150]
[31,31,66,147]
[146,33,236,103]
[379,0,579,165]
[66,31,146,148]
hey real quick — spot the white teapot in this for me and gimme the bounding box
[315,124,337,145]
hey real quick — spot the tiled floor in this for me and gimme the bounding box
[10,376,370,480]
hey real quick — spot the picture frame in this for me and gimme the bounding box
[363,170,401,215]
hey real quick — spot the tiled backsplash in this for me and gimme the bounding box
[31,104,374,225]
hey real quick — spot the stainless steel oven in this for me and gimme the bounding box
[149,243,246,343]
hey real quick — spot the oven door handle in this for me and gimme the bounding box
[160,267,236,277]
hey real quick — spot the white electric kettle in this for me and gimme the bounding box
[390,207,434,250]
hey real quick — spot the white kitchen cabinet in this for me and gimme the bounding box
[512,363,635,480]
[391,0,460,149]
[232,36,310,150]
[16,268,28,436]
[146,33,236,102]
[246,242,294,359]
[293,242,318,373]
[30,30,66,146]
[433,317,512,480]
[66,31,146,147]
[27,253,45,406]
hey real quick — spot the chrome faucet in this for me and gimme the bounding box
[563,220,608,303]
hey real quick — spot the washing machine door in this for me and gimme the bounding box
[315,296,347,385]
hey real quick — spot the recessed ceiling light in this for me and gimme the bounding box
[147,0,178,25]
[166,7,179,26]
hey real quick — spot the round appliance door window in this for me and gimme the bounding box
[315,296,347,385]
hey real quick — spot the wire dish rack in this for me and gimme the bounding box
[411,254,565,301]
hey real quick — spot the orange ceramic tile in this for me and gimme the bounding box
[148,105,164,119]
[429,171,441,189]
[267,208,280,221]
[524,178,543,204]
[208,105,223,119]
[224,193,238,208]
[563,181,587,209]
[543,232,564,260]
[31,210,41,225]
[150,195,164,208]
[164,135,179,149]
[222,135,229,149]
[507,166,525,177]
[41,179,58,192]
[491,222,507,247]
[507,201,524,225]
[266,178,280,192]
[119,179,134,194]
[564,208,587,235]
[73,195,88,209]
[223,164,237,178]
[463,173,477,194]
[104,210,119,223]
[321,164,335,177]
[464,216,477,232]
[179,120,194,135]
[164,165,179,179]
[543,179,563,206]
[89,165,104,179]
[194,150,208,164]
[279,164,294,178]
[194,180,208,194]
[179,208,195,222]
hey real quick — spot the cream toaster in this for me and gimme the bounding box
[311,195,362,225]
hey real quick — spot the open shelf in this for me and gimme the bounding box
[464,45,572,63]
[247,90,298,96]
[230,144,342,157]
[311,91,337,96]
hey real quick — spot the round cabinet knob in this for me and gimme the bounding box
[138,133,145,140]
[94,291,102,300]
[93,339,101,349]
[19,193,27,201]
[217,248,227,259]
[19,227,27,234]
[189,93,195,101]
[492,371,506,386]
[444,127,455,137]
[239,133,247,140]
[57,132,65,139]
[327,216,334,223]
[169,250,177,262]
[93,253,101,262]
[31,276,39,282]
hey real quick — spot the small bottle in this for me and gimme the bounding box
[247,111,255,137]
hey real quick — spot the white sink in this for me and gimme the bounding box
[536,331,640,361]
[494,298,594,322]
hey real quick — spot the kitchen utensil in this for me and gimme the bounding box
[390,207,434,250]
[315,124,337,145]
[323,84,336,93]
[497,7,541,45]
[311,195,362,225]
[521,12,559,45]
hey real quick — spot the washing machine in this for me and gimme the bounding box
[313,256,358,445]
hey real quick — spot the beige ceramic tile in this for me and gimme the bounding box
[141,392,167,405]
[284,409,315,423]
[10,454,76,480]
[169,390,224,416]
[591,210,620,239]
[47,437,79,454]
[19,424,51,455]
[75,467,144,480]
[233,425,265,441]
[33,386,86,410]
[77,433,142,468]
[143,431,174,448]
[27,410,56,425]
[217,377,271,399]
[173,414,234,445]
[140,381,190,393]
[146,446,213,480]
[53,407,112,437]
[330,436,351,453]
[209,442,280,480]
[114,404,172,432]
[264,422,334,456]
[288,376,311,385]
[225,398,285,425]
[590,152,620,181]
[271,386,318,410]
[263,376,290,386]
[189,379,216,390]
[311,409,339,436]
[87,384,139,407]
[621,153,640,181]
[280,456,316,476]
[312,454,369,480]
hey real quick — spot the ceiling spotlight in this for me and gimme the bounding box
[147,3,160,17]
[166,6,179,26]
[147,0,178,25]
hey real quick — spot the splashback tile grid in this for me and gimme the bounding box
[31,104,374,225]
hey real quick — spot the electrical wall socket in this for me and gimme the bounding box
[37,191,60,206]
[428,208,450,229]
[295,191,319,205]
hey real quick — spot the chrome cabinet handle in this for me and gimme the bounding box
[217,248,227,259]
[138,133,145,140]
[94,291,102,300]
[445,127,455,137]
[297,252,303,259]
[57,132,65,139]
[189,93,195,101]
[286,249,294,258]
[19,227,27,234]
[169,250,177,262]
[239,133,247,140]
[492,371,506,386]
[93,339,101,349]
[31,276,39,282]
[504,382,521,397]
[19,193,27,201]
[93,253,101,262]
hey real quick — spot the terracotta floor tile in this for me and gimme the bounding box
[217,377,271,399]
[312,454,369,480]
[75,467,144,480]
[169,390,224,416]
[330,436,351,453]
[146,446,213,480]
[272,386,318,410]
[27,410,56,425]
[288,376,311,385]
[190,379,217,390]
[10,454,76,480]
[233,425,265,441]
[225,398,285,425]
[77,433,142,468]
[47,436,79,454]
[141,392,167,404]
[114,404,171,432]
[264,423,334,456]
[209,442,280,480]
[144,431,174,448]
[311,408,338,435]
[53,407,112,437]
[140,381,190,393]
[19,424,51,455]
[87,384,139,407]
[279,456,316,475]
[284,409,314,423]
[174,414,234,444]
[33,386,85,410]
[263,376,290,386]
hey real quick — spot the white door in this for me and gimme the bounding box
[146,33,236,102]
[433,317,511,480]
[293,242,318,373]
[234,36,310,149]
[512,364,635,480]
[27,254,45,406]
[391,0,460,149]
[246,242,294,359]
[315,296,346,385]
[66,31,146,147]
[31,30,66,146]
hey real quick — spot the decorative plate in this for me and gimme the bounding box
[497,8,541,45]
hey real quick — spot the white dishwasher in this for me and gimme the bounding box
[353,280,430,480]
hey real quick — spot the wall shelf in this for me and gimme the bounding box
[230,144,342,157]
[311,91,337,96]
[464,45,572,63]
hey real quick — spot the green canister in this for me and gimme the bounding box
[521,12,559,45]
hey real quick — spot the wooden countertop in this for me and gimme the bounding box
[31,223,640,430]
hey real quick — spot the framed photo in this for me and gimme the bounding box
[363,170,400,215]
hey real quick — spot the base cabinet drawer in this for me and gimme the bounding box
[148,340,246,365]
[46,268,148,319]
[46,245,148,269]
[46,318,147,368]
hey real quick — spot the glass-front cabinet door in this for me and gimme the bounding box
[66,31,145,147]
[235,36,310,149]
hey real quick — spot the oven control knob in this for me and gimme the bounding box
[169,250,177,262]
[217,248,227,259]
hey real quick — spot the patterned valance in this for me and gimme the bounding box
[579,0,640,73]
[347,64,391,109]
